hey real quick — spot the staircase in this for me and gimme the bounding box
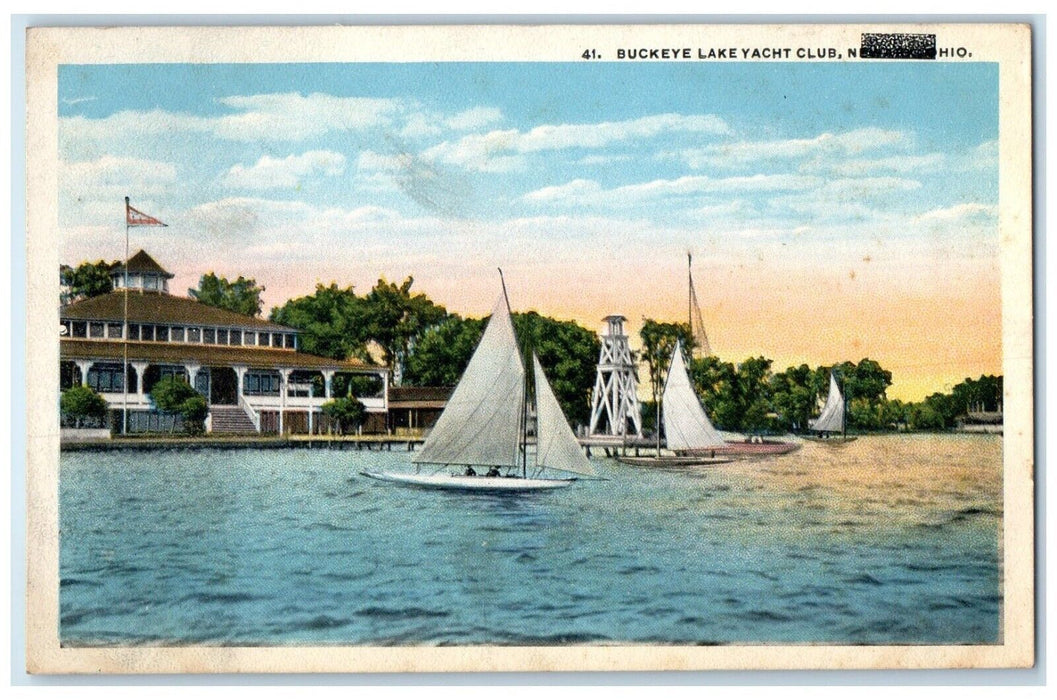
[209,405,258,435]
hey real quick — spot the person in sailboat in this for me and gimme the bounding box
[464,466,477,476]
[486,466,501,478]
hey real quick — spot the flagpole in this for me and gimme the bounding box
[123,196,130,436]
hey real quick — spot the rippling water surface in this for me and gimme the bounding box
[59,434,1001,646]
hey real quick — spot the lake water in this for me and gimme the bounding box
[59,434,1002,646]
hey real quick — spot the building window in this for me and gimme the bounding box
[188,327,201,343]
[194,369,210,395]
[230,330,242,346]
[244,371,280,396]
[171,327,185,342]
[142,325,156,342]
[107,322,123,339]
[217,329,229,345]
[128,324,140,341]
[284,334,295,349]
[156,326,169,342]
[72,321,87,338]
[144,275,159,291]
[258,333,269,347]
[158,366,187,382]
[204,328,216,344]
[87,364,125,393]
[89,322,105,338]
[272,333,283,348]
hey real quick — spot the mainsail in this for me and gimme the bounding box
[661,341,726,450]
[413,294,525,467]
[810,372,845,433]
[533,355,596,477]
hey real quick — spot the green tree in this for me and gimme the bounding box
[60,260,116,305]
[149,376,208,435]
[513,312,600,428]
[403,315,486,387]
[321,397,367,435]
[768,363,818,432]
[363,277,447,380]
[270,283,371,362]
[60,385,109,428]
[694,356,739,429]
[190,272,266,317]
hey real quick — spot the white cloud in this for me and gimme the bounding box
[523,173,819,207]
[426,112,730,171]
[61,93,405,146]
[221,150,347,190]
[917,203,997,224]
[61,155,178,198]
[676,127,914,169]
[445,107,504,131]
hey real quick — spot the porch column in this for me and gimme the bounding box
[232,365,248,403]
[322,370,335,399]
[184,363,202,395]
[131,362,149,400]
[278,368,292,434]
[382,369,390,435]
[74,360,93,386]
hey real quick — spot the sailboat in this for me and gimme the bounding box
[615,341,733,467]
[803,372,857,443]
[672,254,799,457]
[361,274,597,492]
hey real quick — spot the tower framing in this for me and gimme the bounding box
[588,315,643,438]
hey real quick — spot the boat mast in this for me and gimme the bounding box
[688,252,693,349]
[498,268,528,477]
[842,373,848,440]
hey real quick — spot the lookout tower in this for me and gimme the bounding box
[588,315,643,438]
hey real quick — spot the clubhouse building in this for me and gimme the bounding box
[59,251,389,435]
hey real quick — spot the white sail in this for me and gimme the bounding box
[661,341,726,450]
[413,294,525,468]
[810,372,845,433]
[532,355,596,477]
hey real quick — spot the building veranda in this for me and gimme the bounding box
[59,251,389,436]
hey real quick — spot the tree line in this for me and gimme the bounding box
[60,260,1001,433]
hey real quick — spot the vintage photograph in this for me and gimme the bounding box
[25,24,1033,672]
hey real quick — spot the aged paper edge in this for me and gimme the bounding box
[24,23,1035,674]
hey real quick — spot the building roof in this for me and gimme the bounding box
[387,386,453,408]
[61,290,294,332]
[110,250,173,278]
[60,339,383,372]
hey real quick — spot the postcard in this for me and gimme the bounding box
[24,23,1034,673]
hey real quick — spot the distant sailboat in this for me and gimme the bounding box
[362,274,597,492]
[804,372,857,444]
[616,341,732,467]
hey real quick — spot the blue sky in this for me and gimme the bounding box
[57,61,1000,398]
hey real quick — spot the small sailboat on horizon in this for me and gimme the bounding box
[803,371,857,444]
[362,272,598,492]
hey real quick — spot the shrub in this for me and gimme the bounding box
[60,385,108,428]
[321,397,366,435]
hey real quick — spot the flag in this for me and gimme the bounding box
[125,196,167,227]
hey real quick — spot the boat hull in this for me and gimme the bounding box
[678,440,801,456]
[801,435,858,444]
[614,455,734,467]
[360,471,576,492]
